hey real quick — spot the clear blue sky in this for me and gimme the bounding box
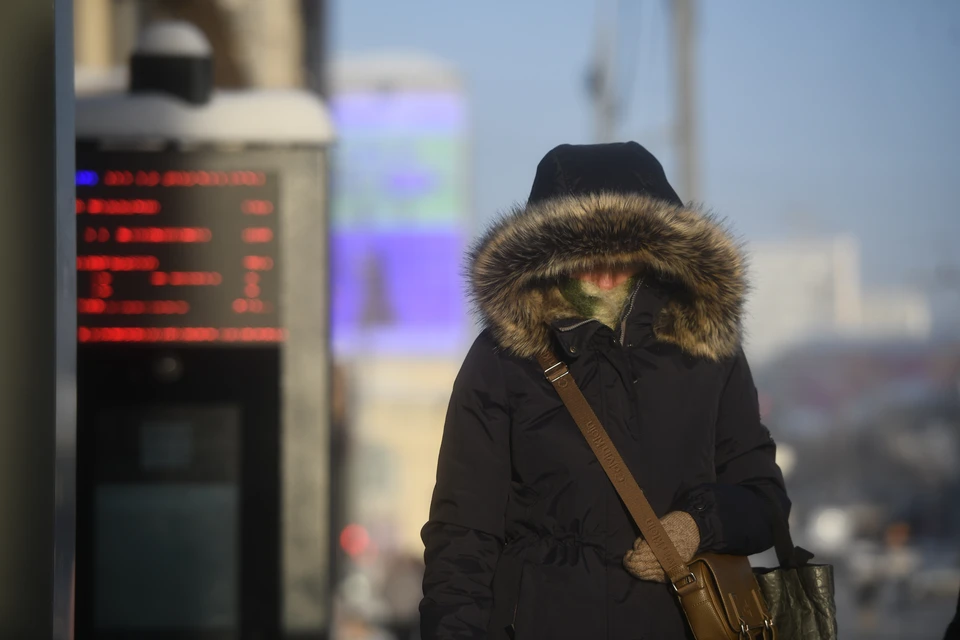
[332,0,960,290]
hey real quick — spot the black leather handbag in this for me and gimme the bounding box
[752,488,838,640]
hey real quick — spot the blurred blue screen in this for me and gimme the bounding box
[329,91,468,355]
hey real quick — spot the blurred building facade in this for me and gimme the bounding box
[744,235,932,364]
[343,359,459,555]
[329,54,470,564]
[73,0,307,93]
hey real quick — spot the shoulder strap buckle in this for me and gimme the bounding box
[542,360,570,383]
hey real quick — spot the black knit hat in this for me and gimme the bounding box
[527,142,682,207]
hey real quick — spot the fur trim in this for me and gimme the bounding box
[468,192,747,361]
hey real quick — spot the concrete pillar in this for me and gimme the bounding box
[0,0,76,638]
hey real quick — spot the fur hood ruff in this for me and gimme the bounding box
[468,192,748,361]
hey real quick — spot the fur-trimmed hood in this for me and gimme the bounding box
[468,192,747,361]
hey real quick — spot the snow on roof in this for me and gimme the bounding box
[136,21,212,57]
[331,53,463,93]
[75,66,127,97]
[76,89,335,145]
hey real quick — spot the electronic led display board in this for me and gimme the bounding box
[75,152,282,344]
[74,72,336,640]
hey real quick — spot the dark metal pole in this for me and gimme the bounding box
[301,0,327,96]
[672,0,699,202]
[0,0,76,638]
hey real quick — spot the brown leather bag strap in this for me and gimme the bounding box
[536,350,695,589]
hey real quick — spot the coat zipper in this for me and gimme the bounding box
[508,565,526,639]
[558,278,642,343]
[618,282,642,345]
[556,318,597,332]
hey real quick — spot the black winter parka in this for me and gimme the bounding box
[421,144,790,640]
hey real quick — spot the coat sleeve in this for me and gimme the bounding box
[674,349,791,556]
[944,586,960,640]
[420,334,512,639]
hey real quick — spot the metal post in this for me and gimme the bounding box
[673,0,699,202]
[302,0,328,96]
[0,0,76,638]
[592,0,618,143]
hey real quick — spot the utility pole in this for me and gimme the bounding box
[589,0,619,143]
[672,0,699,202]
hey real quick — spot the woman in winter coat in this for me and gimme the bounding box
[420,142,790,639]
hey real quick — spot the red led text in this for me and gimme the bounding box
[79,199,161,215]
[160,170,267,187]
[242,227,273,243]
[151,271,222,286]
[79,299,190,315]
[243,256,274,271]
[115,227,212,243]
[78,326,286,343]
[78,255,159,271]
[242,200,274,215]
